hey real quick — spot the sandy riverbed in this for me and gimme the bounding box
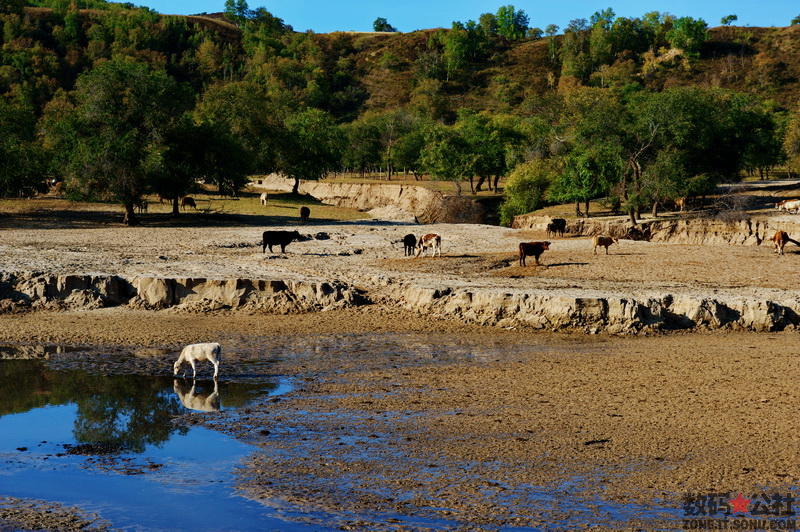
[1,310,799,529]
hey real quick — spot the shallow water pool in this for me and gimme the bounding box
[0,357,311,531]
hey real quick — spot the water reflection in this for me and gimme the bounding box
[174,379,221,412]
[0,359,276,454]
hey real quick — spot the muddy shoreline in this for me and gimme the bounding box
[1,309,799,529]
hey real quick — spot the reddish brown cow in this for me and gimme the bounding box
[519,241,550,266]
[592,235,618,255]
[771,230,800,256]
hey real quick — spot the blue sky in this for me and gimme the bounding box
[145,0,800,33]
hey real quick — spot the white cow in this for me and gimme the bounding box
[174,379,220,412]
[260,192,269,206]
[173,342,222,379]
[776,199,800,214]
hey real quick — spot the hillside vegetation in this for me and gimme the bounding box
[2,0,800,224]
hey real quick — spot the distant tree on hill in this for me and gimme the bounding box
[792,14,800,25]
[478,12,498,37]
[665,16,708,57]
[720,14,738,26]
[373,17,397,32]
[496,5,529,40]
[527,27,543,39]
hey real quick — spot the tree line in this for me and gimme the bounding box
[0,0,798,225]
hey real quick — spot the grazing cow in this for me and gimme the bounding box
[403,233,417,256]
[262,230,301,253]
[135,199,148,213]
[675,197,686,212]
[771,230,800,256]
[299,206,310,223]
[546,218,567,238]
[776,199,800,214]
[181,196,197,210]
[593,235,618,255]
[519,241,550,266]
[174,379,220,412]
[260,192,269,206]
[173,342,221,380]
[415,233,441,257]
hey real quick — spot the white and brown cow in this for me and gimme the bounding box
[776,199,800,214]
[415,233,442,257]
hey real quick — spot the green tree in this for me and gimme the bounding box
[0,100,47,198]
[785,107,800,177]
[373,17,397,32]
[456,110,521,193]
[153,118,251,214]
[277,108,341,193]
[193,81,284,176]
[341,119,381,176]
[665,16,707,57]
[419,123,474,194]
[40,59,188,225]
[545,24,560,62]
[495,5,529,40]
[720,14,738,26]
[478,12,498,37]
[499,159,556,226]
[791,14,800,25]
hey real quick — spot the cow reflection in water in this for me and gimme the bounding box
[173,379,221,412]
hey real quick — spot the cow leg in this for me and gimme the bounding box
[190,360,197,380]
[268,244,273,253]
[212,360,219,380]
[281,244,286,253]
[593,246,597,255]
[605,246,609,255]
[520,254,525,267]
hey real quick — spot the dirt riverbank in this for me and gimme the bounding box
[3,213,800,332]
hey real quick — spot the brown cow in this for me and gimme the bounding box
[593,235,618,255]
[771,230,800,256]
[299,206,310,223]
[181,196,197,210]
[519,241,550,266]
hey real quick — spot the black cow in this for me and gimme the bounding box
[262,230,301,253]
[402,234,417,256]
[299,206,310,223]
[546,218,567,238]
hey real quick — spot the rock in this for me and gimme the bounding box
[132,277,175,308]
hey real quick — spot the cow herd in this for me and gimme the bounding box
[257,213,800,266]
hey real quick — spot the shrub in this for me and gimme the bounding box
[499,159,555,226]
